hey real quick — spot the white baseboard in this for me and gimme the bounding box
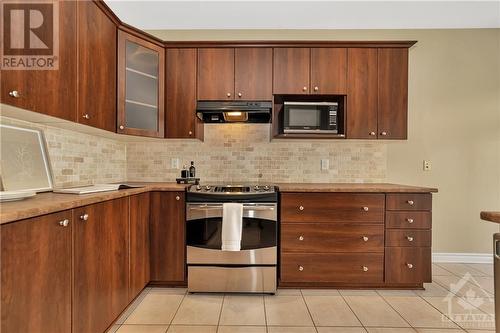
[432,252,493,264]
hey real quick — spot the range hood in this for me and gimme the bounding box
[196,101,272,123]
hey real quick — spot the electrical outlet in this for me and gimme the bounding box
[423,160,431,171]
[321,159,330,170]
[171,158,180,169]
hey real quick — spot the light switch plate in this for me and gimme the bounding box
[321,159,329,170]
[171,158,180,169]
[423,160,431,171]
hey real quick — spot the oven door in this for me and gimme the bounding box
[186,203,277,265]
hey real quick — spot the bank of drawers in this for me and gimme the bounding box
[280,193,385,284]
[385,194,432,284]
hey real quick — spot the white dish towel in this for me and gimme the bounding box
[221,203,244,251]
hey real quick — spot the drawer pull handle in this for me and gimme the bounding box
[298,235,304,241]
[362,236,369,242]
[9,90,20,98]
[80,213,89,221]
[59,219,69,227]
[406,236,414,242]
[298,265,304,271]
[363,206,369,211]
[176,196,180,201]
[362,266,369,272]
[406,218,414,224]
[407,200,415,206]
[406,263,414,269]
[299,205,304,211]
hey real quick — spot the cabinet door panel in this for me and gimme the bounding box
[378,48,409,139]
[166,48,203,139]
[1,211,72,333]
[311,48,347,94]
[118,30,165,137]
[385,247,432,283]
[129,193,150,299]
[73,198,129,333]
[198,48,234,100]
[77,0,116,131]
[150,192,186,282]
[0,0,77,121]
[273,48,310,94]
[235,48,273,100]
[346,48,378,139]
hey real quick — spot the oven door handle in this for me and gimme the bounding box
[188,204,275,211]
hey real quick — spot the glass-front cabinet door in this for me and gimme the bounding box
[118,30,164,137]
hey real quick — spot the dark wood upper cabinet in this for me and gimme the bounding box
[73,198,129,333]
[311,48,347,94]
[150,191,186,283]
[118,30,165,138]
[346,48,379,139]
[1,211,72,333]
[129,193,151,300]
[273,48,310,94]
[198,48,235,100]
[235,48,273,100]
[166,48,203,140]
[0,0,77,122]
[378,48,409,139]
[77,0,117,132]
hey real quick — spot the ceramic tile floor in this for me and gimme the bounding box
[107,263,496,333]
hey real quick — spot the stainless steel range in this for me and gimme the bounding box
[186,185,278,293]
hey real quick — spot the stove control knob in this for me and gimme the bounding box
[264,185,270,191]
[254,185,260,190]
[196,185,201,191]
[205,185,211,191]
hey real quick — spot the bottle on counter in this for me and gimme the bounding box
[181,165,189,178]
[189,161,196,178]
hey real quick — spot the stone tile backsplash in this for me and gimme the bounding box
[0,119,386,188]
[127,124,386,183]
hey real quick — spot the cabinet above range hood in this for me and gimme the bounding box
[196,101,272,123]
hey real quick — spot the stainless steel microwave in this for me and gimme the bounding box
[283,101,338,134]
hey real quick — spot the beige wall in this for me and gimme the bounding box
[148,28,500,254]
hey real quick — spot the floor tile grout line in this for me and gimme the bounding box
[167,289,188,328]
[377,293,415,329]
[418,294,469,332]
[262,294,268,333]
[337,291,366,330]
[215,293,226,332]
[299,290,319,333]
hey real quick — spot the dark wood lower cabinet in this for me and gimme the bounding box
[150,191,186,283]
[73,198,129,333]
[129,193,151,299]
[385,247,432,284]
[1,211,72,333]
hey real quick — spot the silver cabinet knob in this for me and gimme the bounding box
[59,219,69,227]
[238,92,242,97]
[83,114,90,120]
[80,213,89,221]
[362,236,369,242]
[406,263,414,269]
[298,265,304,271]
[380,131,387,136]
[188,131,193,136]
[406,236,414,242]
[363,206,369,211]
[362,266,369,272]
[175,195,180,201]
[302,86,307,91]
[119,125,125,130]
[298,235,304,241]
[406,218,414,224]
[369,131,376,136]
[407,200,415,206]
[9,90,20,98]
[299,205,304,211]
[227,92,231,97]
[313,86,319,91]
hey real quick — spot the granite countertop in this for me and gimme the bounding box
[0,182,438,225]
[0,182,188,225]
[480,211,500,224]
[276,183,438,193]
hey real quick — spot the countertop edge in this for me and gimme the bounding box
[480,211,500,224]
